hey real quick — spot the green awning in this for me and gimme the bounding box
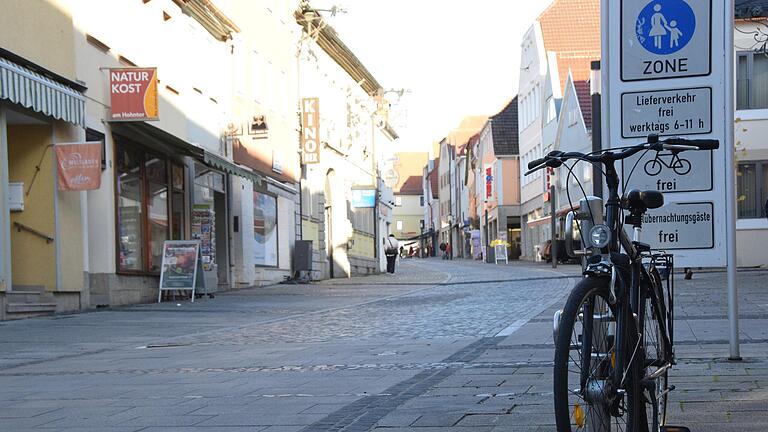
[204,151,262,185]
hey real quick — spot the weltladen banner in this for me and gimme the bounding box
[55,142,102,191]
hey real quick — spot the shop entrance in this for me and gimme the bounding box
[193,163,229,291]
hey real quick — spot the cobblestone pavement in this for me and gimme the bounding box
[0,259,766,431]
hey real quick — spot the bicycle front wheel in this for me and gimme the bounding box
[554,277,638,431]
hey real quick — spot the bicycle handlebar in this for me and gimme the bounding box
[525,135,719,175]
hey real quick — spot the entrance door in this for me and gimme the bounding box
[6,110,56,293]
[214,190,228,288]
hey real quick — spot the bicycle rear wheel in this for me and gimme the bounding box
[554,277,639,431]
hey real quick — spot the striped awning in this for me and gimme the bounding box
[0,57,86,127]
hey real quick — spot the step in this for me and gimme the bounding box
[11,285,46,293]
[6,302,57,314]
[6,291,43,303]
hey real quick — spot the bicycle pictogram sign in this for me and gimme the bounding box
[644,152,692,176]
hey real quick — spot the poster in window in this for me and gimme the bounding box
[254,192,278,266]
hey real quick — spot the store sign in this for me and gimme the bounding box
[351,189,376,208]
[301,98,320,164]
[158,241,205,302]
[605,0,730,266]
[55,142,102,191]
[109,67,159,121]
[484,164,493,200]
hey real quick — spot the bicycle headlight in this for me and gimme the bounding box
[588,224,611,249]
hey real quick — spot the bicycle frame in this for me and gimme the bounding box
[589,158,674,429]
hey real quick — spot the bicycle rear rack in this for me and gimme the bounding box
[651,252,675,350]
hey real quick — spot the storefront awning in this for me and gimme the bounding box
[204,151,262,185]
[111,121,262,185]
[0,56,86,127]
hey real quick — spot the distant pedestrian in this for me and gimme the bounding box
[764,198,768,220]
[385,234,399,274]
[439,242,447,259]
[446,242,452,260]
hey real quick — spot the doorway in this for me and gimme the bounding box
[5,109,56,293]
[324,169,335,279]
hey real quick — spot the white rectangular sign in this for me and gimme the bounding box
[605,0,731,267]
[621,87,712,138]
[621,0,712,81]
[636,202,715,249]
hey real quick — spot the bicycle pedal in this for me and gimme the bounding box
[660,427,690,432]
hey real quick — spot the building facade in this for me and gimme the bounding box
[0,0,399,319]
[518,0,599,261]
[295,5,397,279]
[475,98,522,262]
[391,152,428,248]
[733,5,768,267]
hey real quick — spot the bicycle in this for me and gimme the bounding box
[643,152,692,176]
[525,134,719,432]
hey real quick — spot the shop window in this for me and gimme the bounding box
[116,144,145,272]
[737,161,768,219]
[254,192,278,267]
[115,137,185,274]
[86,128,106,171]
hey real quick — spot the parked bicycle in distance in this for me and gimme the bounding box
[525,134,719,432]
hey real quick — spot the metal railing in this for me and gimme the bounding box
[13,222,54,243]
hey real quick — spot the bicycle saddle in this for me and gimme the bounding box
[622,189,664,212]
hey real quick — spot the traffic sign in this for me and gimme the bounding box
[603,0,731,267]
[621,0,712,81]
[621,87,712,138]
[638,202,714,249]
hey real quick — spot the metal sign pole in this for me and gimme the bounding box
[724,0,740,361]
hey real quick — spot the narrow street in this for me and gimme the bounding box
[1,260,767,431]
[0,259,572,431]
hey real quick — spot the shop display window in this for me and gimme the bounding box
[115,137,186,274]
[254,191,278,267]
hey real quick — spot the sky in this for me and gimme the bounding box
[312,0,553,155]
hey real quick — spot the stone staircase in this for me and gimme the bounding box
[5,285,57,319]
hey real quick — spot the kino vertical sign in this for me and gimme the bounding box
[603,0,731,266]
[301,98,320,164]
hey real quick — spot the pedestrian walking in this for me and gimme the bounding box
[446,242,452,260]
[385,234,399,274]
[439,242,447,259]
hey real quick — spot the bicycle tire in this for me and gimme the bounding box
[637,266,670,431]
[644,159,663,176]
[672,158,691,176]
[554,277,642,431]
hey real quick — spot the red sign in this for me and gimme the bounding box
[56,142,102,191]
[484,164,493,200]
[301,98,320,164]
[109,68,158,121]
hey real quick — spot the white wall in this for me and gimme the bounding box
[518,24,548,207]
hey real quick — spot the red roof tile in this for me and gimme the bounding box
[573,80,592,129]
[429,159,439,199]
[538,0,600,91]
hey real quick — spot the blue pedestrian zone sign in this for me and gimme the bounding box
[636,0,695,55]
[621,0,710,81]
